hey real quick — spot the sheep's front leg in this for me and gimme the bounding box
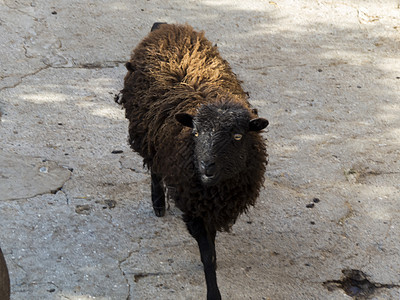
[184,216,221,300]
[151,172,165,217]
[0,247,10,300]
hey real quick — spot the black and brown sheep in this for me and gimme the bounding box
[118,23,268,300]
[0,247,10,300]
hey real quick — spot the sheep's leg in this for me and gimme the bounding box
[184,216,221,300]
[151,172,165,217]
[210,229,217,270]
[0,247,10,300]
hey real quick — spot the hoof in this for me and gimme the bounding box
[153,206,166,217]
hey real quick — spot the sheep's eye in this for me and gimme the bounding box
[193,130,199,137]
[233,134,242,141]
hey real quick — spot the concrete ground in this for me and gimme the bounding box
[1,0,400,299]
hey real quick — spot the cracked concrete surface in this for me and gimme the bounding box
[0,0,400,299]
[0,150,71,201]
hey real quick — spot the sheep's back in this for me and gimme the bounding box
[131,24,246,95]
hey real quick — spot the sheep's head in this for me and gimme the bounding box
[176,103,268,186]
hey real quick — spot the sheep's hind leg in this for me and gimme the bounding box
[184,216,221,300]
[151,172,165,217]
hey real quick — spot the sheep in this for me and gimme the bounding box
[117,23,268,300]
[0,247,10,300]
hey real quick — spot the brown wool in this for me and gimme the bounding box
[119,24,268,232]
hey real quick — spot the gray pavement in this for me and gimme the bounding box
[1,0,400,299]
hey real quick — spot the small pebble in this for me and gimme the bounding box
[306,203,315,208]
[75,205,91,215]
[39,166,48,173]
[111,150,123,154]
[104,199,116,209]
[313,198,320,203]
[63,166,73,172]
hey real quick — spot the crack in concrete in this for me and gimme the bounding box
[0,61,125,92]
[2,0,127,91]
[5,185,69,202]
[4,186,70,202]
[131,271,175,282]
[101,209,136,300]
[337,200,355,225]
[40,165,72,199]
[22,44,33,59]
[118,250,134,300]
[3,1,41,21]
[61,61,126,69]
[2,4,124,89]
[0,152,73,201]
[59,188,71,206]
[0,65,50,92]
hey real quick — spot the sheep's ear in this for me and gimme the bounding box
[151,22,167,32]
[125,62,134,71]
[175,113,194,128]
[249,118,269,131]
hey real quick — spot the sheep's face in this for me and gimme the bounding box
[176,104,268,186]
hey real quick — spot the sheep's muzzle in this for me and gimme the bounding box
[199,160,219,186]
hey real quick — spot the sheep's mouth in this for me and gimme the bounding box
[200,173,219,186]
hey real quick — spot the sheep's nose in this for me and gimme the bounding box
[200,161,216,177]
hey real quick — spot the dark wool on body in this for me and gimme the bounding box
[118,23,269,300]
